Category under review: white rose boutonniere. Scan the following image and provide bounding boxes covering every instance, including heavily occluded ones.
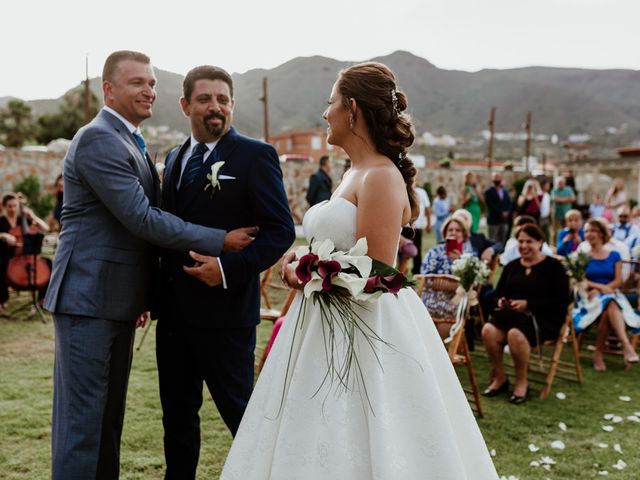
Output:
[205,161,225,196]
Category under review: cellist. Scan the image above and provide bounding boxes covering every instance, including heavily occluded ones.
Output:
[0,192,50,309]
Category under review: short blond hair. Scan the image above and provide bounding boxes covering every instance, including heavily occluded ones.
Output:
[565,209,582,221]
[441,216,469,241]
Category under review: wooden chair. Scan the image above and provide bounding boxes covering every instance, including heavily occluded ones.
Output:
[503,305,583,399]
[415,274,484,417]
[259,265,289,310]
[256,288,297,373]
[576,262,640,368]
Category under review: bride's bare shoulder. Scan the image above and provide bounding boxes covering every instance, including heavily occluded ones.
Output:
[360,163,404,191]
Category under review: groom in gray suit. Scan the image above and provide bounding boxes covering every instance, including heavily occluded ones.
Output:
[44,50,256,480]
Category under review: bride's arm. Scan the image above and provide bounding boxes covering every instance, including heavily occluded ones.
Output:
[356,168,409,266]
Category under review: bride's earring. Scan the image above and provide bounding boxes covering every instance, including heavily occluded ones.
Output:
[349,116,354,130]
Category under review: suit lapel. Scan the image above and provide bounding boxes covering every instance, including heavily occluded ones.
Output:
[101,110,159,206]
[177,128,241,216]
[164,140,190,212]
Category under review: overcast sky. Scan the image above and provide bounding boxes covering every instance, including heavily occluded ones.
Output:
[3,0,639,100]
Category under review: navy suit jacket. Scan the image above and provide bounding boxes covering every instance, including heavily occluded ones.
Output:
[44,110,226,321]
[157,127,296,328]
[484,186,512,226]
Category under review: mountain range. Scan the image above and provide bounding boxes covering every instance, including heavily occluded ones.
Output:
[4,50,640,139]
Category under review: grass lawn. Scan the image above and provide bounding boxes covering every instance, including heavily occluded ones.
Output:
[1,232,640,479]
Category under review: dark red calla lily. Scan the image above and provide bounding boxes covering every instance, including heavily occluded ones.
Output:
[317,260,342,292]
[295,253,318,284]
[364,273,405,294]
[379,273,405,294]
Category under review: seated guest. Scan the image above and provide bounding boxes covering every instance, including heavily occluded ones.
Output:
[0,192,51,308]
[420,216,473,338]
[500,215,554,266]
[572,218,640,370]
[611,205,640,247]
[482,224,570,404]
[578,218,632,283]
[452,209,503,263]
[556,209,585,257]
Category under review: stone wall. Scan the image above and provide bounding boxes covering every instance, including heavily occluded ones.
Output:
[1,149,531,222]
[0,150,65,195]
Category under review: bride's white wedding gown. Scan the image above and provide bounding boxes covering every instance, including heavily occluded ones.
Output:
[221,198,498,479]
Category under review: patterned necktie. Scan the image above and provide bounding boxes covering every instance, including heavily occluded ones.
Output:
[180,142,208,190]
[132,131,148,157]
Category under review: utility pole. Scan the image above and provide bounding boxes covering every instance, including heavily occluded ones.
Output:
[486,106,496,172]
[259,77,269,144]
[524,111,532,173]
[83,54,91,124]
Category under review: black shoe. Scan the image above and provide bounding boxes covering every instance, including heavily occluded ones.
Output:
[509,388,529,405]
[482,379,509,397]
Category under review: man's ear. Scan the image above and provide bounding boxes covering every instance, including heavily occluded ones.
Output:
[179,96,190,117]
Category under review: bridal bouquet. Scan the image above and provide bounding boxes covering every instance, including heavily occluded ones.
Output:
[451,253,490,291]
[287,237,414,410]
[562,251,589,282]
[563,251,590,297]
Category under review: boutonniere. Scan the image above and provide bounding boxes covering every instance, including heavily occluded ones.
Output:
[205,161,225,196]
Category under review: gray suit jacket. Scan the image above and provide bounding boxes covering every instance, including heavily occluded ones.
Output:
[44,109,226,321]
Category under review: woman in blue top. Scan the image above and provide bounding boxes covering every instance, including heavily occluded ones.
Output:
[572,218,640,370]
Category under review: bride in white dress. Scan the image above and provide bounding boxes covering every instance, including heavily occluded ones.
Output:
[221,62,498,479]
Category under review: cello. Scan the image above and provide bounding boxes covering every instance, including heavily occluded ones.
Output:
[6,196,51,291]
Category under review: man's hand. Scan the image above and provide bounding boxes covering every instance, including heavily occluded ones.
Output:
[222,226,258,253]
[183,251,223,287]
[136,311,149,329]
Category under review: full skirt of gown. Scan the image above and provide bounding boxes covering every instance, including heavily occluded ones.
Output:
[221,198,498,479]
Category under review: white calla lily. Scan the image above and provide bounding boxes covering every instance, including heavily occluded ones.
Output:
[302,272,324,298]
[315,238,336,260]
[332,273,368,298]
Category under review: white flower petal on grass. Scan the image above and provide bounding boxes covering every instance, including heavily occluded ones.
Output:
[540,456,556,465]
[543,464,551,471]
[612,416,623,423]
[626,415,640,423]
[603,413,614,420]
[558,422,567,431]
[612,459,627,470]
[550,440,565,450]
[597,443,609,449]
[635,411,640,416]
[530,460,540,467]
[597,471,609,476]
[602,425,614,432]
[613,444,623,453]
[528,443,540,452]
[490,449,496,457]
[555,392,566,400]
[618,395,631,402]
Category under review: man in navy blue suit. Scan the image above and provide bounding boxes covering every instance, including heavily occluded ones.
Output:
[484,171,512,245]
[155,65,296,479]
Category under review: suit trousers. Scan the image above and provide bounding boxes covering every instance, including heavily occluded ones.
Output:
[52,314,135,480]
[156,320,256,480]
